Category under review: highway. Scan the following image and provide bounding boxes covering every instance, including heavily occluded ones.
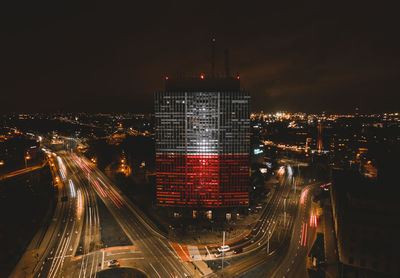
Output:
[27,149,192,278]
[13,141,320,278]
[204,168,304,277]
[32,152,84,278]
[62,153,102,278]
[69,152,192,278]
[270,184,319,278]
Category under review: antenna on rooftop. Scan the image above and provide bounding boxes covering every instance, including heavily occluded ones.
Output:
[224,48,230,77]
[211,36,216,78]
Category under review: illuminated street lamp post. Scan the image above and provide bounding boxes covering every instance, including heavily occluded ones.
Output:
[25,153,31,168]
[267,230,271,255]
[222,231,225,274]
[284,197,287,226]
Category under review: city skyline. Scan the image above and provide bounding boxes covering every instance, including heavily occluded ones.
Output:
[1,104,399,277]
[1,2,400,277]
[2,1,399,113]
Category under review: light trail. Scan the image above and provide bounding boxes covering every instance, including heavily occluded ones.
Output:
[309,215,318,227]
[68,179,76,198]
[57,156,67,174]
[300,188,308,205]
[59,169,66,180]
[77,189,83,219]
[303,223,308,246]
[92,179,107,198]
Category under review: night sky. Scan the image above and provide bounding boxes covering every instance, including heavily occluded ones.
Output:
[1,1,399,113]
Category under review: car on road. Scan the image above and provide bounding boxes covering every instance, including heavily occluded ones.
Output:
[217,245,230,253]
[233,247,243,254]
[107,259,120,267]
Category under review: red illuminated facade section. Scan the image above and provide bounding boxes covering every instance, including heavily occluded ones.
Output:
[156,154,249,207]
[155,77,250,208]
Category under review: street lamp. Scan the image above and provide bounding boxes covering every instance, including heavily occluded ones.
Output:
[25,154,31,168]
[267,230,271,255]
[222,231,225,274]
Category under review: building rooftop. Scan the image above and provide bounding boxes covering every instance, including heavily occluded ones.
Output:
[164,76,240,91]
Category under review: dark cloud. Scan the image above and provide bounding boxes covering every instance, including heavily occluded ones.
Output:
[1,1,399,113]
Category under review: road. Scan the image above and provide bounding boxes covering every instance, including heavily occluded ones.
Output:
[0,163,46,181]
[68,152,192,278]
[64,153,308,278]
[32,152,85,278]
[26,149,192,278]
[13,142,319,278]
[270,184,319,278]
[204,170,305,277]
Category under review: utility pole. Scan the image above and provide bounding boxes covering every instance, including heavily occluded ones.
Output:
[284,197,287,226]
[211,37,216,78]
[221,230,225,274]
[224,49,230,77]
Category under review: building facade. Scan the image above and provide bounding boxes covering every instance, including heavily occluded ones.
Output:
[155,77,250,208]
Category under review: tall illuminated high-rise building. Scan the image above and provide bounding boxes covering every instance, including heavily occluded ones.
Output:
[155,76,250,208]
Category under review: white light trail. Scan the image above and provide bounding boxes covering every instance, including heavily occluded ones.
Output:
[287,165,293,176]
[68,179,76,198]
[59,169,66,180]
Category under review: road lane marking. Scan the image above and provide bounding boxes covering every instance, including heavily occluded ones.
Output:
[205,246,212,259]
[106,251,141,256]
[149,263,161,278]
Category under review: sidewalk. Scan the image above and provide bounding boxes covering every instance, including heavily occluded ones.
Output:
[184,260,213,277]
[322,199,339,278]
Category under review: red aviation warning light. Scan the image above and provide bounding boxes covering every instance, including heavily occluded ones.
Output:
[200,74,205,79]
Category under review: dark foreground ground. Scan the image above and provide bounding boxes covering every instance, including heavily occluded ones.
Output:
[0,166,54,277]
[98,267,147,278]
